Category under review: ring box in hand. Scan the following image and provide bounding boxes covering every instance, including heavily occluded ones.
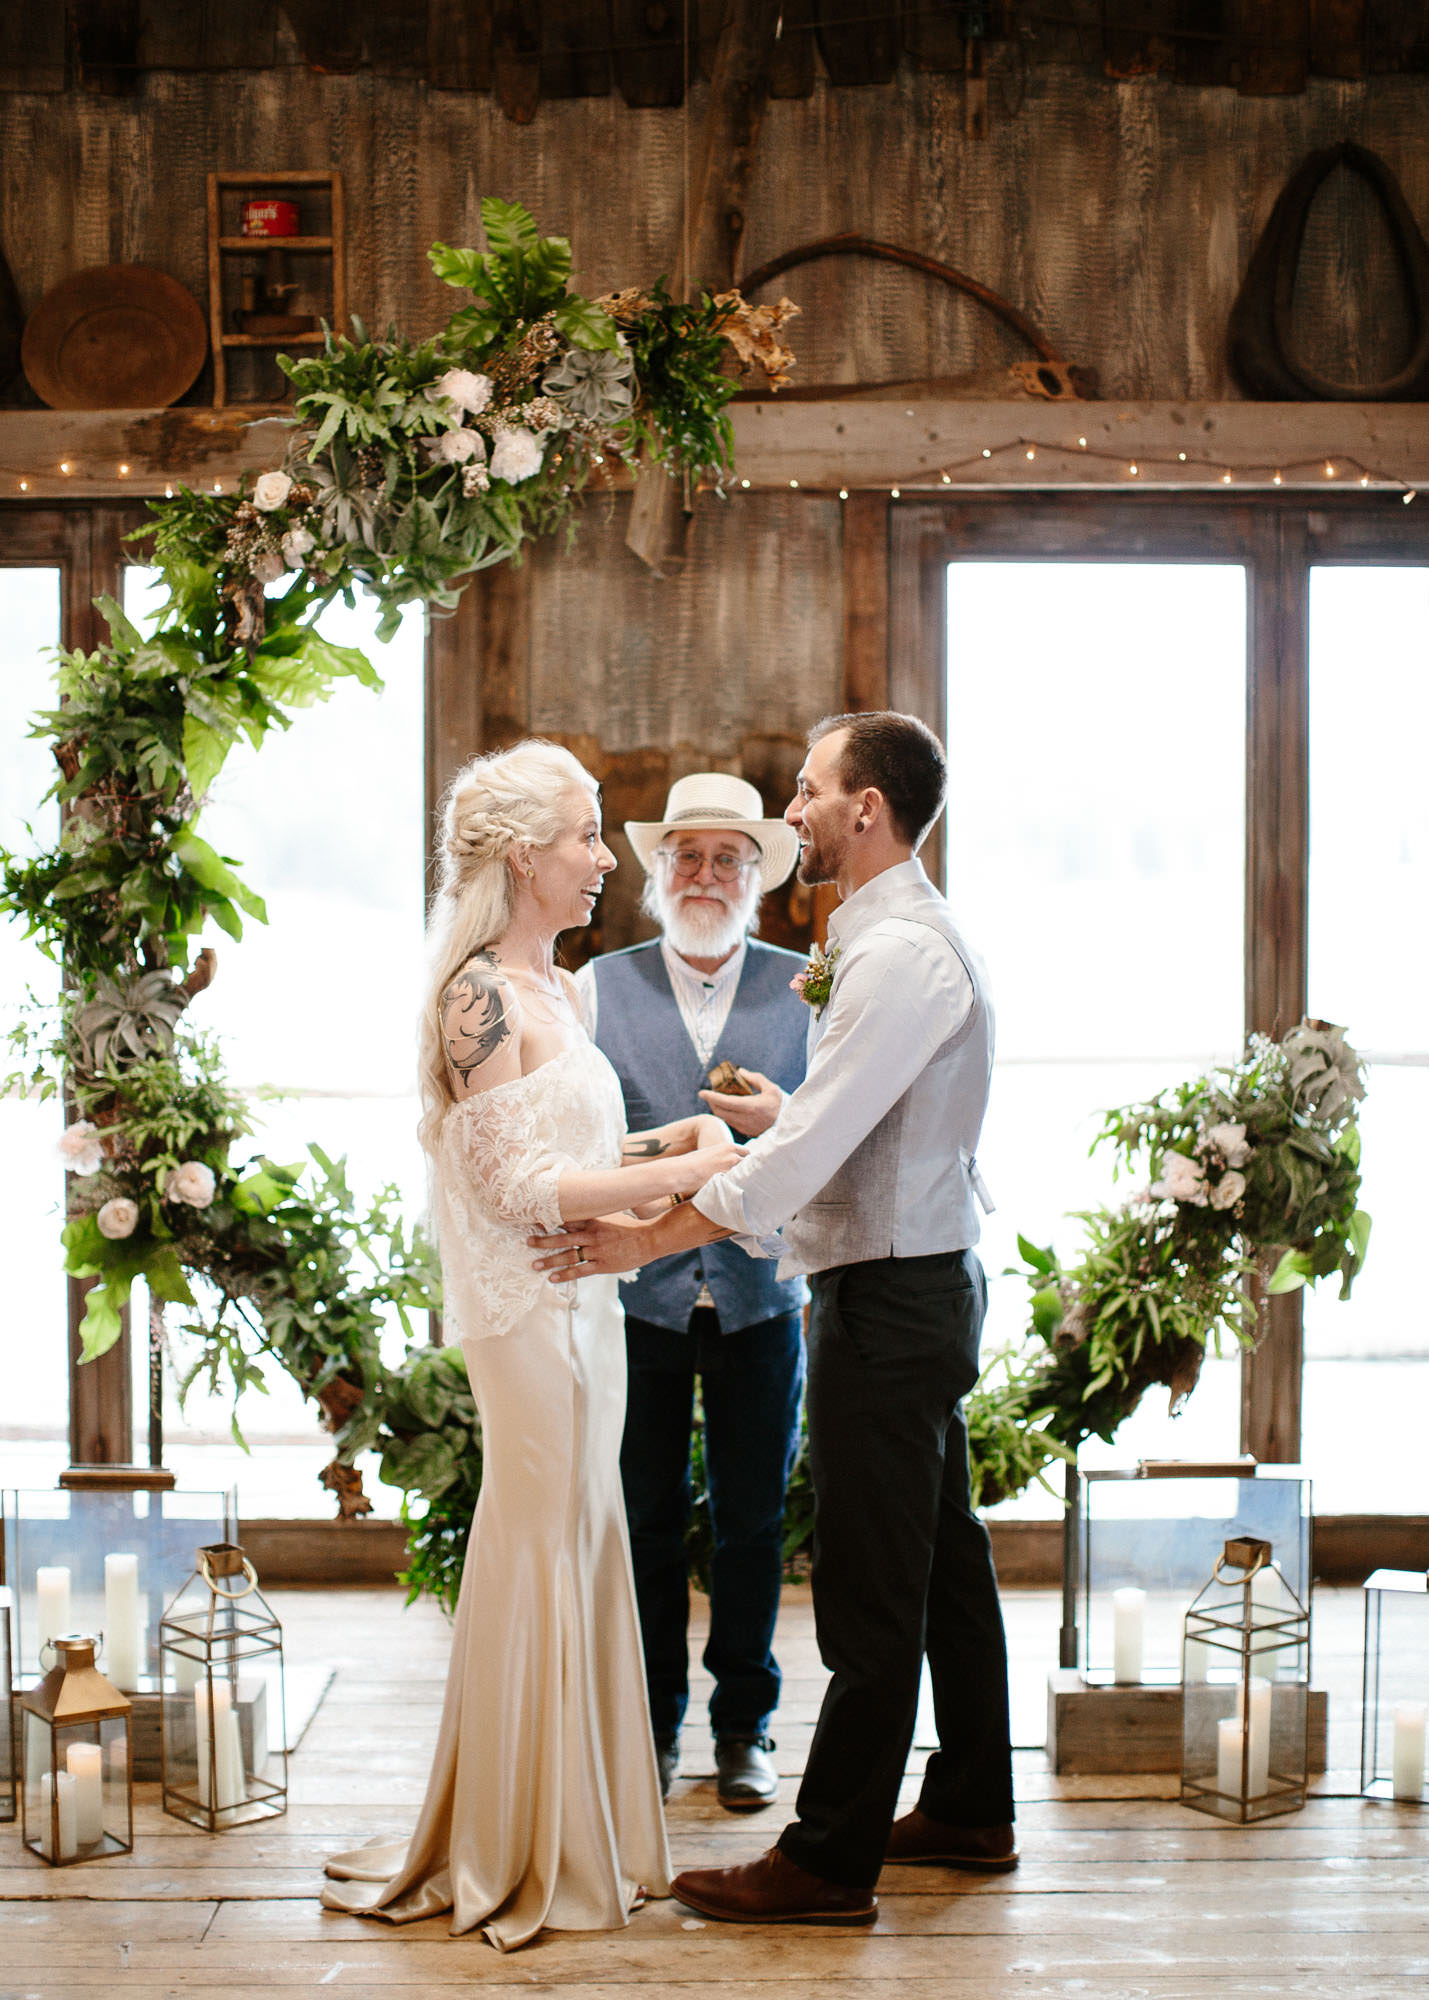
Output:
[707,1061,754,1097]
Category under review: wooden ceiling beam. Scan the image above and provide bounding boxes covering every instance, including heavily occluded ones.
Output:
[3,400,1429,500]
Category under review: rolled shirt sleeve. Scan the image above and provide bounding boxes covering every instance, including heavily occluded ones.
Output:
[692,922,972,1241]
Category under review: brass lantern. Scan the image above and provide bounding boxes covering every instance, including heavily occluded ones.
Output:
[159,1543,286,1830]
[20,1634,133,1864]
[1361,1568,1428,1805]
[1180,1536,1311,1823]
[0,1585,15,1823]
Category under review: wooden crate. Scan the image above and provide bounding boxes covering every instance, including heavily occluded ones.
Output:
[1047,1669,1329,1775]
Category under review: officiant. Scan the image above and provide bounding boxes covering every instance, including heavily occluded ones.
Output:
[574,773,808,1812]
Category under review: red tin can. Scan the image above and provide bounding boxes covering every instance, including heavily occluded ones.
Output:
[240,199,300,238]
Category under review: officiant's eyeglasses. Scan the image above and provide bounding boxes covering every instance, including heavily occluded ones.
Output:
[661,847,759,883]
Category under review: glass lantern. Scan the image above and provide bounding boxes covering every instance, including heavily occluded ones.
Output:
[1075,1461,1311,1686]
[19,1635,133,1864]
[1360,1568,1428,1805]
[159,1543,287,1829]
[1180,1536,1311,1823]
[0,1586,15,1823]
[3,1483,235,1687]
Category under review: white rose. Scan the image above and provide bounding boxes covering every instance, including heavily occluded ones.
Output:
[165,1160,216,1208]
[1201,1120,1251,1168]
[436,427,480,463]
[251,549,286,584]
[433,367,493,416]
[253,471,293,513]
[58,1120,104,1176]
[97,1197,140,1240]
[281,525,315,567]
[1149,1152,1209,1207]
[1210,1170,1247,1211]
[489,425,544,484]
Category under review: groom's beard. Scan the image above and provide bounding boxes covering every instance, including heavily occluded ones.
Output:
[796,830,845,885]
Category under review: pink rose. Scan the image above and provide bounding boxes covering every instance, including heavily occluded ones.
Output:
[58,1120,104,1176]
[97,1198,140,1240]
[165,1161,216,1208]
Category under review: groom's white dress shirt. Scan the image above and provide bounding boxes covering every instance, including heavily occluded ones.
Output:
[692,858,994,1277]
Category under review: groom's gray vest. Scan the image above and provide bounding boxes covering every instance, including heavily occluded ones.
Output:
[778,884,994,1277]
[590,939,809,1333]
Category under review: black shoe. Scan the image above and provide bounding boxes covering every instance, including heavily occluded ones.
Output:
[655,1734,681,1800]
[715,1734,779,1811]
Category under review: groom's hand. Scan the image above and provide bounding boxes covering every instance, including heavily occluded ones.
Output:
[699,1068,782,1137]
[528,1214,650,1280]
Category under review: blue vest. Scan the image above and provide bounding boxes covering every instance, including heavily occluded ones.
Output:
[589,939,810,1333]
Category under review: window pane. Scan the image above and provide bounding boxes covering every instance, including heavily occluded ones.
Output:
[125,574,427,1512]
[1304,565,1429,1512]
[0,568,68,1449]
[946,562,1247,1505]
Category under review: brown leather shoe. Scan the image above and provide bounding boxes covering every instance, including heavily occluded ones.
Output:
[671,1845,877,1925]
[883,1807,1018,1872]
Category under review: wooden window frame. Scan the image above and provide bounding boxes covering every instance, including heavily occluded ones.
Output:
[882,490,1429,1464]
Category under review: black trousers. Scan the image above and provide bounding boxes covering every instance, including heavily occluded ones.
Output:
[777,1249,1014,1890]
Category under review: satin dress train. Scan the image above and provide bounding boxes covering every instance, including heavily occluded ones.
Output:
[323,1043,671,1950]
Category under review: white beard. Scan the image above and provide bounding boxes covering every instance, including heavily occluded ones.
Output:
[651,879,760,961]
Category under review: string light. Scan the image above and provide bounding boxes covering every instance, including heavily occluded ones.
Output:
[117,463,130,477]
[1025,447,1036,461]
[1273,473,1282,486]
[1221,471,1232,484]
[1078,436,1088,448]
[981,448,991,458]
[890,486,901,498]
[59,461,72,475]
[941,471,951,484]
[1178,452,1187,462]
[788,477,798,488]
[1325,463,1336,478]
[739,477,750,488]
[838,487,849,500]
[1128,463,1139,476]
[165,484,174,498]
[212,481,222,493]
[1405,491,1417,505]
[1359,475,1370,488]
[19,478,28,491]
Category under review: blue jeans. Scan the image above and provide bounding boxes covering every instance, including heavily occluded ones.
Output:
[620,1308,805,1742]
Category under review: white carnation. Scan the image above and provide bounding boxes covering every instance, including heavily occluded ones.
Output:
[58,1120,104,1176]
[166,1160,216,1208]
[489,425,545,484]
[1149,1152,1209,1207]
[97,1197,140,1240]
[436,427,480,464]
[281,525,315,566]
[432,367,493,416]
[1210,1170,1247,1210]
[253,471,293,512]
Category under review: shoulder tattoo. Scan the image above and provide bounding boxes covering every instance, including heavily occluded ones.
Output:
[442,951,512,1082]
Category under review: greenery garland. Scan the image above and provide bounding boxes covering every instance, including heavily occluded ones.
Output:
[0,196,1369,1605]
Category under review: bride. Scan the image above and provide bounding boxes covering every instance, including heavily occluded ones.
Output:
[323,741,739,1950]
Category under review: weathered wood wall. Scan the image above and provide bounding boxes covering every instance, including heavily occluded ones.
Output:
[3,60,1427,948]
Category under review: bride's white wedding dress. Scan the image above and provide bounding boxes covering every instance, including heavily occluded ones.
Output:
[322,1039,671,1950]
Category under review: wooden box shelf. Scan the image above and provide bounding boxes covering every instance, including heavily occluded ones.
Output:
[206,170,345,407]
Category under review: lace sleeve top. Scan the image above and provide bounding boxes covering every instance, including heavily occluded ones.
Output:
[432,1040,626,1342]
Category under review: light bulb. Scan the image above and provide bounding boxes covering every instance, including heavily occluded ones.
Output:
[1404,490,1417,505]
[1025,447,1036,461]
[1359,475,1369,488]
[59,461,72,474]
[1324,463,1335,477]
[981,448,991,458]
[890,487,900,499]
[740,478,750,488]
[1128,463,1139,476]
[19,478,29,491]
[165,485,174,498]
[788,478,798,488]
[941,471,951,484]
[838,488,848,501]
[213,481,222,493]
[1178,452,1187,462]
[118,463,130,476]
[1078,436,1087,448]
[1221,472,1232,484]
[1272,473,1282,486]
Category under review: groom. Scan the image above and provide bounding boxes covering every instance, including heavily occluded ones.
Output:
[533,710,1015,1924]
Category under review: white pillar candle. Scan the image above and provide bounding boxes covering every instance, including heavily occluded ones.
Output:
[39,1769,78,1861]
[1392,1701,1427,1801]
[66,1743,104,1846]
[35,1566,71,1662]
[103,1554,142,1691]
[1217,1716,1245,1799]
[1112,1587,1146,1684]
[195,1682,243,1811]
[1236,1675,1272,1795]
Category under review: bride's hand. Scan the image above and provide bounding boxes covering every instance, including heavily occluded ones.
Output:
[678,1140,742,1190]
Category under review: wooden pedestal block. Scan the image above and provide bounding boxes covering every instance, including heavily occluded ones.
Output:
[1046,1670,1329,1774]
[125,1680,268,1782]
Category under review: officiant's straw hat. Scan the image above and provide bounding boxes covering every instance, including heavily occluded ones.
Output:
[625,773,800,895]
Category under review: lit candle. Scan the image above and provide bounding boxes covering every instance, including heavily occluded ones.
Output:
[1112,1587,1146,1684]
[104,1554,142,1691]
[39,1769,78,1861]
[35,1567,71,1661]
[1392,1701,1427,1801]
[1217,1716,1245,1799]
[66,1743,104,1846]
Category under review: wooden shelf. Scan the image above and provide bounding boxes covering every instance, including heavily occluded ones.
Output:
[207,170,344,407]
[220,332,324,348]
[218,236,334,251]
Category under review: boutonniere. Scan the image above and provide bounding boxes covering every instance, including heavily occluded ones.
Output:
[791,942,840,1017]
